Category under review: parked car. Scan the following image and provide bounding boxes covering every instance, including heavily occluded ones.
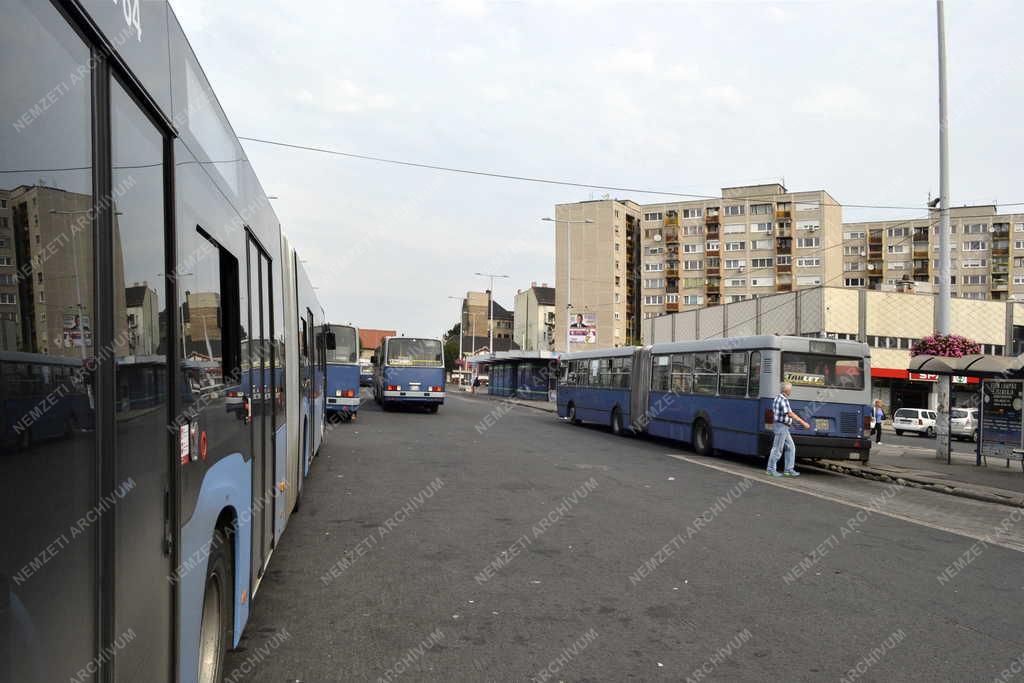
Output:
[950,407,979,442]
[893,408,937,437]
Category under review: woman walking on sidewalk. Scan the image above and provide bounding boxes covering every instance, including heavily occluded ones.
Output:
[873,399,885,444]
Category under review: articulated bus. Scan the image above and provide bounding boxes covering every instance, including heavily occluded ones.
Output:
[372,336,445,412]
[557,336,873,462]
[324,324,361,421]
[1,3,327,682]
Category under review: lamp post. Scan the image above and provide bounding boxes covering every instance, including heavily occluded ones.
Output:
[474,272,509,358]
[447,295,464,384]
[542,216,594,352]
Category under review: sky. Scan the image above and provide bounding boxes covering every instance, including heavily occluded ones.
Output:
[170,0,1024,338]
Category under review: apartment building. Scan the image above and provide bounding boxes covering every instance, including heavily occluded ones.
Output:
[513,283,556,351]
[553,198,641,351]
[840,205,1024,300]
[639,183,842,319]
[0,189,16,350]
[460,290,516,354]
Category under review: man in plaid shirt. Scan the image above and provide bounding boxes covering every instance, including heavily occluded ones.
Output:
[767,382,811,477]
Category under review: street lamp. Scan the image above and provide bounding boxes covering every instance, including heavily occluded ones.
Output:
[474,272,509,357]
[542,216,594,352]
[447,295,465,384]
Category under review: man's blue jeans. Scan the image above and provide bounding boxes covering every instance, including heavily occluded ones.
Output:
[767,423,796,473]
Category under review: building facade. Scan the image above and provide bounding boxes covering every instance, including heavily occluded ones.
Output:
[840,205,1024,299]
[553,198,641,351]
[460,289,514,354]
[513,283,555,352]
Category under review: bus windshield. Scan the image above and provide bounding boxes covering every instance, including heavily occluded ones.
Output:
[386,338,443,367]
[781,352,864,390]
[329,325,359,364]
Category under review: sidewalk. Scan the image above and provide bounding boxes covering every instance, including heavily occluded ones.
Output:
[451,386,557,413]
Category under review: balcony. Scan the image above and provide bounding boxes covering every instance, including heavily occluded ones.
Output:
[665,230,679,244]
[776,282,792,292]
[913,229,930,241]
[992,282,1009,292]
[775,209,791,220]
[665,301,680,312]
[665,285,679,294]
[775,263,791,274]
[705,245,720,256]
[776,237,792,254]
[665,267,679,278]
[913,248,929,259]
[683,277,704,288]
[705,213,720,225]
[775,225,791,237]
[706,294,721,306]
[868,232,883,244]
[993,245,1010,256]
[664,214,679,227]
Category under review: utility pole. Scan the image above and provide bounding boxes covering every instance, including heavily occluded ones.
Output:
[935,0,952,462]
[447,295,464,384]
[542,216,594,352]
[475,272,509,358]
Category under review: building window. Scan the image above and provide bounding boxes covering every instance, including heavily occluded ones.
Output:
[888,261,909,270]
[751,258,773,268]
[614,293,620,303]
[0,293,15,304]
[644,295,664,305]
[725,241,745,252]
[643,212,663,221]
[724,259,746,270]
[648,246,664,255]
[644,262,664,272]
[723,223,746,234]
[844,231,866,240]
[796,237,820,249]
[643,278,664,288]
[725,205,744,216]
[666,294,678,304]
[797,220,820,231]
[750,204,772,215]
[683,260,703,270]
[776,255,792,265]
[682,295,703,305]
[887,227,910,238]
[964,274,987,285]
[706,240,719,251]
[845,262,865,272]
[615,242,620,251]
[683,225,705,236]
[963,241,987,251]
[682,243,703,253]
[1015,222,1024,233]
[963,223,987,234]
[752,222,772,233]
[845,277,865,287]
[682,208,703,218]
[796,257,821,267]
[843,245,863,256]
[727,278,746,287]
[750,277,774,287]
[887,244,906,254]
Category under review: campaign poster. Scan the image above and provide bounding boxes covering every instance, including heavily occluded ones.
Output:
[980,379,1024,461]
[568,312,597,345]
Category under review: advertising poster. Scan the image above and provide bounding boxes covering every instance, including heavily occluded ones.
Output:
[980,379,1024,461]
[62,312,92,348]
[568,312,597,345]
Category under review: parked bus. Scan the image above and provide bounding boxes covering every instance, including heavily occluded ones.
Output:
[1,3,326,682]
[557,336,872,462]
[372,337,445,412]
[324,324,361,421]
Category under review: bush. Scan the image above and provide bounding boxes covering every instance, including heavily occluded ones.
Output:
[910,334,982,358]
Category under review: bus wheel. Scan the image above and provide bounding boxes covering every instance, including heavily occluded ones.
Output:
[610,408,623,436]
[428,405,439,414]
[692,419,712,456]
[568,403,580,425]
[198,529,232,683]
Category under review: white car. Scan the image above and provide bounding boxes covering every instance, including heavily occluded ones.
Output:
[893,408,937,437]
[950,407,979,442]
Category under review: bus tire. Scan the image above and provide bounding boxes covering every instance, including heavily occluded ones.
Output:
[568,403,580,425]
[926,426,935,438]
[428,405,439,414]
[895,429,903,436]
[198,528,232,683]
[610,408,624,436]
[692,419,712,456]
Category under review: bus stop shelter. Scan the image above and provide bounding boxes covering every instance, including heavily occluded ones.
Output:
[909,353,1024,468]
[469,351,559,401]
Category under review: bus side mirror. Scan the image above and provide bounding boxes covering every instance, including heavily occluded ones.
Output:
[325,332,336,350]
[370,355,377,364]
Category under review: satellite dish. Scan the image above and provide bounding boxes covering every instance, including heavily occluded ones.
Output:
[653,234,662,241]
[867,264,875,271]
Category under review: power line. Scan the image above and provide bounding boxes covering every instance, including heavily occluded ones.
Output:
[236,135,1024,213]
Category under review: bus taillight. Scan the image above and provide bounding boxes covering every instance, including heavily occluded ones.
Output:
[343,389,355,398]
[387,385,399,391]
[431,386,443,392]
[764,408,774,431]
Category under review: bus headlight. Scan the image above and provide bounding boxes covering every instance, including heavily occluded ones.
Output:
[335,390,342,397]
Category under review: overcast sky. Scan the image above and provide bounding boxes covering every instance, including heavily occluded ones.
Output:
[171,0,1023,338]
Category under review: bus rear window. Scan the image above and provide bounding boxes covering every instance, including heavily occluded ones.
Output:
[781,353,864,390]
[387,339,443,366]
[329,326,359,363]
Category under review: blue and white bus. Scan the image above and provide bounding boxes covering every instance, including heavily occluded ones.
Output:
[558,336,873,462]
[1,3,326,682]
[372,337,445,412]
[324,324,361,421]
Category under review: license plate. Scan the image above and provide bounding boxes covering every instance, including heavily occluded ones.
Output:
[815,418,830,432]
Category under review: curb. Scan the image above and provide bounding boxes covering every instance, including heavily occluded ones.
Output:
[808,460,1024,509]
[453,390,558,415]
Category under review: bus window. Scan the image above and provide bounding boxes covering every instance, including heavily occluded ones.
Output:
[652,355,671,391]
[693,352,719,395]
[719,352,748,397]
[782,353,864,390]
[599,358,613,387]
[621,356,633,388]
[748,351,761,397]
[670,353,693,393]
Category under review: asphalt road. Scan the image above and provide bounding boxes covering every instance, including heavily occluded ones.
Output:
[875,425,977,454]
[225,393,1024,682]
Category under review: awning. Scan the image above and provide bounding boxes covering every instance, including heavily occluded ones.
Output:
[908,353,1023,377]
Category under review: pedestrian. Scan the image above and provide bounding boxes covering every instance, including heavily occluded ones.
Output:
[767,381,811,478]
[873,399,885,444]
[472,376,480,393]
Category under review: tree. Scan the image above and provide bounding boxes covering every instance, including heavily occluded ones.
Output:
[443,322,460,372]
[910,333,981,358]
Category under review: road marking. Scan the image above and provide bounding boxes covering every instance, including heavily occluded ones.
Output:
[665,453,1024,553]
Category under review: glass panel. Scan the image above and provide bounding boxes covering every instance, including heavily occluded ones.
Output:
[386,338,443,366]
[748,351,761,397]
[329,325,358,364]
[719,352,748,397]
[110,78,170,681]
[693,352,719,395]
[670,353,693,393]
[0,2,97,680]
[652,354,670,391]
[781,353,865,390]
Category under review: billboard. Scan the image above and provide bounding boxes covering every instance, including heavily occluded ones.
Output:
[980,379,1024,462]
[61,312,92,348]
[568,312,597,345]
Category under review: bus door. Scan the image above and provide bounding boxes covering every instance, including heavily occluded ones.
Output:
[247,234,275,581]
[305,310,314,464]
